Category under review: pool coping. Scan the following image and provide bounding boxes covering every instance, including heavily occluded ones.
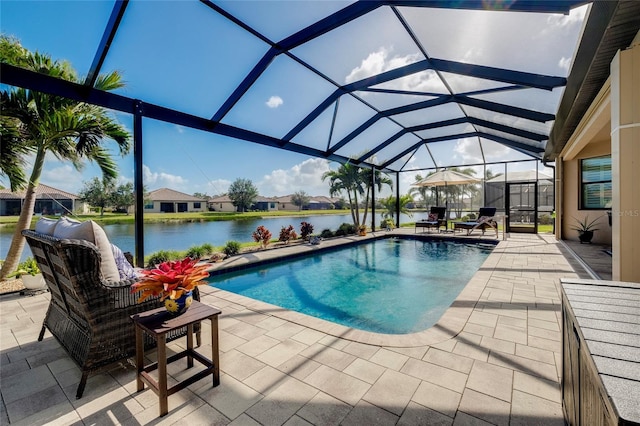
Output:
[200,230,502,347]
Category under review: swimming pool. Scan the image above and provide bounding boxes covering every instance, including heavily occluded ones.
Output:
[208,237,494,334]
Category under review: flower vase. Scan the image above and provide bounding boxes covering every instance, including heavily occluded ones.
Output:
[164,291,193,316]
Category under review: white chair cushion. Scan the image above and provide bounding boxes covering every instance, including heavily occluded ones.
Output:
[53,217,120,282]
[35,217,59,235]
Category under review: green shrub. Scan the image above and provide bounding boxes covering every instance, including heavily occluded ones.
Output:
[7,257,40,278]
[380,218,394,229]
[338,223,356,235]
[223,240,241,256]
[184,243,216,259]
[320,228,334,238]
[200,243,215,255]
[186,245,206,259]
[146,250,181,268]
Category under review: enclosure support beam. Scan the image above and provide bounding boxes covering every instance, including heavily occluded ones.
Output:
[133,101,145,268]
[371,165,376,232]
[396,173,401,229]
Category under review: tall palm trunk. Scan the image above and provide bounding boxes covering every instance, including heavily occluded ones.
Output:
[0,148,45,280]
[361,187,371,227]
[351,190,360,227]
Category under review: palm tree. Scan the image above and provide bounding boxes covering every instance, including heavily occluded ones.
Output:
[322,162,363,226]
[409,173,437,208]
[0,37,131,280]
[360,167,392,227]
[444,167,479,217]
[380,194,413,220]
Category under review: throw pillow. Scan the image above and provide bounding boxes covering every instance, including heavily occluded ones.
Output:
[35,217,59,235]
[427,213,439,221]
[53,218,120,282]
[111,244,137,280]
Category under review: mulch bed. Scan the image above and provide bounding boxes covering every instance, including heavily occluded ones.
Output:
[0,278,25,294]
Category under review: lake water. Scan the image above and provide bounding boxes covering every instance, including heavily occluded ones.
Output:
[1,213,418,261]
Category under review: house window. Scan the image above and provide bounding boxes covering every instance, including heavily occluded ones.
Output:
[580,155,611,209]
[270,203,275,208]
[144,202,154,209]
[194,202,201,209]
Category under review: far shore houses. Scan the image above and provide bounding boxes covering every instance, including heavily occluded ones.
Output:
[0,184,340,215]
[207,194,339,212]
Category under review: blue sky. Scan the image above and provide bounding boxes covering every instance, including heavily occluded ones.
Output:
[1,1,588,198]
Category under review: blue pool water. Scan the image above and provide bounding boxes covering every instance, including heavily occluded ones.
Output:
[208,238,493,334]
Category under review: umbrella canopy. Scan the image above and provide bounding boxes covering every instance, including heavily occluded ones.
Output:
[413,170,480,187]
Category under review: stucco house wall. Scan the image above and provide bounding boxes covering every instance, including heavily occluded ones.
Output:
[207,196,236,212]
[561,138,612,245]
[558,30,640,281]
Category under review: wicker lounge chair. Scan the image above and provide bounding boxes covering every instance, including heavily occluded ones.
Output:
[453,207,498,236]
[22,229,201,399]
[415,206,447,233]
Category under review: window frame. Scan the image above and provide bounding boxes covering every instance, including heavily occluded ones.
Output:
[579,155,612,210]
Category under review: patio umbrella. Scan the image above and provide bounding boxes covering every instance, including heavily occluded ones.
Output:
[412,170,480,211]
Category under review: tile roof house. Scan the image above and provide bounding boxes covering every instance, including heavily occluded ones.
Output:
[208,195,279,212]
[145,188,207,213]
[253,196,278,212]
[275,195,336,211]
[308,196,336,210]
[207,195,235,212]
[0,184,85,216]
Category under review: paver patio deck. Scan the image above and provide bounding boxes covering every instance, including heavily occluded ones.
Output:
[0,231,600,425]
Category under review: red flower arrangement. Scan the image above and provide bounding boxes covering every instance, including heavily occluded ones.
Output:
[131,257,210,302]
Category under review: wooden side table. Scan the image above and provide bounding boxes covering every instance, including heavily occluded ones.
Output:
[131,301,221,417]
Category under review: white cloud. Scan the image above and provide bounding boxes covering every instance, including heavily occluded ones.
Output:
[143,164,188,190]
[40,164,85,194]
[453,138,483,164]
[345,47,443,94]
[558,56,572,72]
[205,179,232,196]
[258,158,331,196]
[345,48,390,83]
[547,4,588,28]
[266,96,283,108]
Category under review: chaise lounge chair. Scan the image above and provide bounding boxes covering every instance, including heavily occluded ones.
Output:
[415,206,447,233]
[453,207,498,236]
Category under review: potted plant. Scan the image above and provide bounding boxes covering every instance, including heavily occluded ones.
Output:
[380,218,395,231]
[7,257,45,289]
[571,215,600,244]
[131,257,210,316]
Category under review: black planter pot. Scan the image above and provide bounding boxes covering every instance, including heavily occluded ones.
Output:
[578,230,594,244]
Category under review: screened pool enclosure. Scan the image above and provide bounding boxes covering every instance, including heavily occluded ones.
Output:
[1,0,594,264]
